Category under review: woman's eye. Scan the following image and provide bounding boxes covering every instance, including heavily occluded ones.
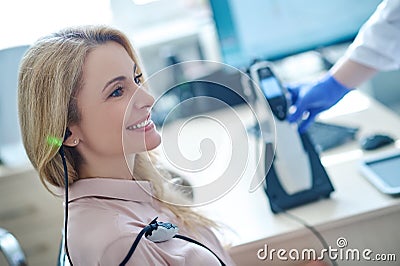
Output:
[109,86,124,98]
[134,73,143,85]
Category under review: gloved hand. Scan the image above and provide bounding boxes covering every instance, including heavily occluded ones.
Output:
[286,73,352,133]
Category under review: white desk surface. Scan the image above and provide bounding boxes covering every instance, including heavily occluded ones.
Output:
[160,90,400,252]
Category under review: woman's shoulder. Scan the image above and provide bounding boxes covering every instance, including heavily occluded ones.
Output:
[67,197,150,265]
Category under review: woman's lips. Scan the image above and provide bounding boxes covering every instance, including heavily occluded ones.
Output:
[126,114,151,130]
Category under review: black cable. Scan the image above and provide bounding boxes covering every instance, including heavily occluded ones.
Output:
[173,235,226,266]
[120,217,225,266]
[119,217,158,266]
[119,227,148,266]
[59,147,74,266]
[272,203,338,266]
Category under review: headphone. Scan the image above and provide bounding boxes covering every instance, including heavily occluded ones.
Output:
[59,129,226,266]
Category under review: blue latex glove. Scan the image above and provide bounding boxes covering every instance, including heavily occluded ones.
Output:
[287,73,352,133]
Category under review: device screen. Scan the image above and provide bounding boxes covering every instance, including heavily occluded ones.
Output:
[256,66,287,120]
[366,154,400,188]
[260,77,283,99]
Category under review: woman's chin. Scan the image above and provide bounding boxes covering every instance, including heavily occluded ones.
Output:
[123,129,161,153]
[145,134,161,151]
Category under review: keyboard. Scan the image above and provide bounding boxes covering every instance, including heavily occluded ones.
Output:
[307,122,359,152]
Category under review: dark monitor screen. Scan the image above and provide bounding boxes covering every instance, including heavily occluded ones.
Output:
[208,0,382,68]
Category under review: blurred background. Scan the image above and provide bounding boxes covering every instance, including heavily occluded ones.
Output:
[1,0,399,265]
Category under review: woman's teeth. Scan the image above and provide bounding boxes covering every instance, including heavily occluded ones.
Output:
[127,119,150,130]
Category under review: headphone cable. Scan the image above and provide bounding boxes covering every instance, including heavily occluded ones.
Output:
[120,217,226,266]
[59,147,74,266]
[272,203,338,266]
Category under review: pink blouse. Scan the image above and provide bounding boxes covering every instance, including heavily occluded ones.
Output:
[66,178,235,265]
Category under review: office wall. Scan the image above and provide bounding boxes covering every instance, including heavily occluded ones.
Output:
[0,45,30,166]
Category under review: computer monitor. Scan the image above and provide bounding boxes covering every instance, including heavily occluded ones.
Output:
[208,0,382,68]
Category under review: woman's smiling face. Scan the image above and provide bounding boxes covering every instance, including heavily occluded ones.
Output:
[69,41,161,162]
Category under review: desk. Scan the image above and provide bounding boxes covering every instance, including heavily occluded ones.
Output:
[161,90,400,265]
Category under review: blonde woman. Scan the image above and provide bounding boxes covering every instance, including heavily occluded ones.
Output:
[18,25,234,265]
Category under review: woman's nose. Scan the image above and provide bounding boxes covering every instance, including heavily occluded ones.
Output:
[131,87,155,110]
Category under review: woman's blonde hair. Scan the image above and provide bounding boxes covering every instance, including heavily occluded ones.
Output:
[18,25,215,229]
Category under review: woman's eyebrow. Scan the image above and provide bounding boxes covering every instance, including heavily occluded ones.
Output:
[102,76,126,92]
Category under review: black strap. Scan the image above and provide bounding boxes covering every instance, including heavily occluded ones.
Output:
[120,217,225,266]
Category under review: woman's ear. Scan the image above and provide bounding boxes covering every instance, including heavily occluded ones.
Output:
[63,127,80,147]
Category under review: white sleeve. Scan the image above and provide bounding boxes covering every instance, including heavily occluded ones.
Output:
[346,0,400,71]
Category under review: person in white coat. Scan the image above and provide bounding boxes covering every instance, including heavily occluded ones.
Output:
[287,0,400,132]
